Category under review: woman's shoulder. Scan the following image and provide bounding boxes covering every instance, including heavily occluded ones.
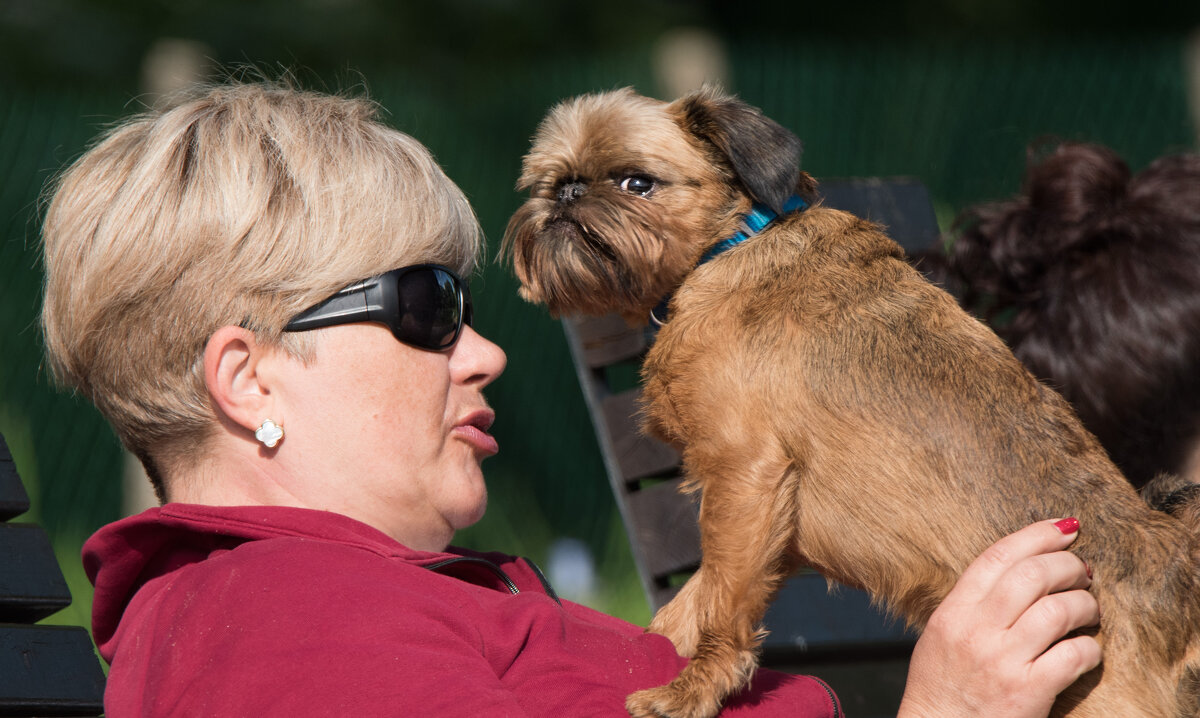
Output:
[143,509,490,611]
[91,504,492,646]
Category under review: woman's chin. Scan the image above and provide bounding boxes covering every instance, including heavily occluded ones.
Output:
[452,485,489,530]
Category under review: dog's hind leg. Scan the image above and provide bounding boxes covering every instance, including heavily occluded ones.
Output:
[626,442,800,718]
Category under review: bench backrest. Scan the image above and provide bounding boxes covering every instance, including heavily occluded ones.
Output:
[0,434,106,716]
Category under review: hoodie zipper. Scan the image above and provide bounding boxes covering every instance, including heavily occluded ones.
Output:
[521,557,561,604]
[425,555,563,606]
[425,556,521,594]
[812,676,842,717]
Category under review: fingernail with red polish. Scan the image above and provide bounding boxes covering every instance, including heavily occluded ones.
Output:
[1054,517,1080,534]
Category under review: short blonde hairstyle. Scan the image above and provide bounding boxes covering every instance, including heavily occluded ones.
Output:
[41,81,482,498]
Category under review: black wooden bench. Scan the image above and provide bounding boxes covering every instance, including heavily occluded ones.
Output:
[562,178,940,718]
[0,434,105,716]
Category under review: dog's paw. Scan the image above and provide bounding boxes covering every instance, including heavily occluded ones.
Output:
[626,684,719,718]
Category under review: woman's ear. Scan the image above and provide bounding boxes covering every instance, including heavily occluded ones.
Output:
[203,325,278,435]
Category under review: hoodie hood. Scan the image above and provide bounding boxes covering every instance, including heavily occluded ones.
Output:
[83,503,514,659]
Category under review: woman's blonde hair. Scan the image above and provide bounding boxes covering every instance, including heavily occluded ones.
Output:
[41,81,482,498]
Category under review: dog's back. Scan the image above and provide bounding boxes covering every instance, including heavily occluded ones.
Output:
[642,205,1200,717]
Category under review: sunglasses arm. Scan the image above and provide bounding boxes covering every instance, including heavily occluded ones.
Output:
[283,277,387,332]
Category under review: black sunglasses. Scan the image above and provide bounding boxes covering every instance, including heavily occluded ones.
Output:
[284,264,473,351]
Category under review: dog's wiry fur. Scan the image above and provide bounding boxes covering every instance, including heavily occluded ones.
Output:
[502,87,1200,718]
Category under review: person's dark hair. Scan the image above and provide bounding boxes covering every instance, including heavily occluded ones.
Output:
[920,141,1200,489]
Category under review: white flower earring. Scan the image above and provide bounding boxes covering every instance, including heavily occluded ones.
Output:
[254,419,284,449]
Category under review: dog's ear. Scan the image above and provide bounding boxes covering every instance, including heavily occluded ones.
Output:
[671,88,803,213]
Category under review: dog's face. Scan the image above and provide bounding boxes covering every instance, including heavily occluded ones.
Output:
[502,87,811,323]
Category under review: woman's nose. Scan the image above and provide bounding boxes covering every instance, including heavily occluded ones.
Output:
[451,325,507,387]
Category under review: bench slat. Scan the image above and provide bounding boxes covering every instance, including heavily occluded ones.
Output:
[0,524,73,623]
[0,438,30,522]
[601,390,681,483]
[567,314,647,368]
[0,624,106,716]
[624,480,701,579]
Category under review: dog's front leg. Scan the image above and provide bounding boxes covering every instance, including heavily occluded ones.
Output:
[627,445,799,718]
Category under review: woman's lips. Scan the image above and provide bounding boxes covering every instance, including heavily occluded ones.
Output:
[455,410,498,456]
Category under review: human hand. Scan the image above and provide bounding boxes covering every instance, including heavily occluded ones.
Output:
[897,518,1101,718]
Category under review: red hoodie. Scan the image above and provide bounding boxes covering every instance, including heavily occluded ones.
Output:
[84,504,841,717]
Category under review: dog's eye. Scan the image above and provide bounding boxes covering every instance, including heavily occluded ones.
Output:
[619,175,655,196]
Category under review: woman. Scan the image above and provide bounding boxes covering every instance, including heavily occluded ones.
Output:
[40,82,1099,717]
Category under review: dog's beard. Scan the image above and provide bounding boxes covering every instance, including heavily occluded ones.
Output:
[504,195,677,318]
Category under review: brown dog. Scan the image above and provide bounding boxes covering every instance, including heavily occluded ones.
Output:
[502,87,1200,718]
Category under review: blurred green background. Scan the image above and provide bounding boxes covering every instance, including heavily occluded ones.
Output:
[2,0,1199,647]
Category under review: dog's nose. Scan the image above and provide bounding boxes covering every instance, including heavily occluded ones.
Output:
[557,181,587,203]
